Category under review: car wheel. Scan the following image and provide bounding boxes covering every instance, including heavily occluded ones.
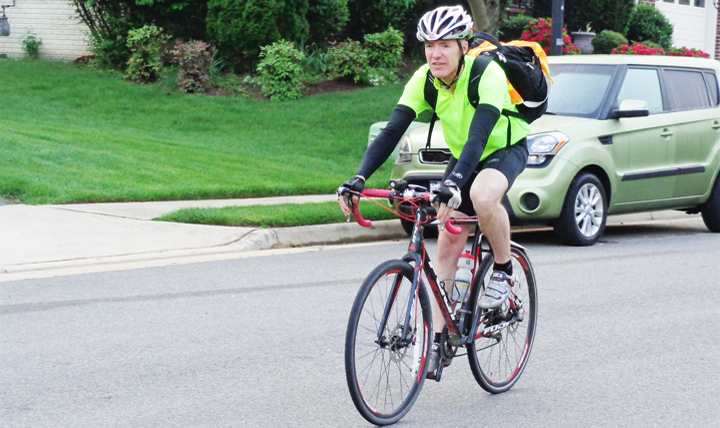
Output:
[701,175,720,232]
[400,218,438,239]
[553,172,608,246]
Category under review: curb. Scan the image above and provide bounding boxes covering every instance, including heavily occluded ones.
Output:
[0,220,407,276]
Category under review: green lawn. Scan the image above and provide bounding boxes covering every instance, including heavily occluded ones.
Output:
[155,200,399,228]
[0,59,405,204]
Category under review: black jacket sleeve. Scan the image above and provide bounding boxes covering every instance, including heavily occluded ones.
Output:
[445,103,501,188]
[357,105,416,179]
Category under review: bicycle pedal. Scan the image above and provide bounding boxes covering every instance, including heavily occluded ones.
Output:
[427,364,443,382]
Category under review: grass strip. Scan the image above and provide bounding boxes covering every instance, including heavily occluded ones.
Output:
[155,200,400,228]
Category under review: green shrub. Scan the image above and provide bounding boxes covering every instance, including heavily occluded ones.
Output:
[625,3,673,49]
[299,42,328,76]
[499,14,534,42]
[206,0,310,71]
[125,24,169,83]
[326,40,369,83]
[256,40,306,101]
[21,32,42,59]
[306,0,350,44]
[171,40,215,93]
[364,27,403,70]
[345,0,410,40]
[591,30,628,55]
[71,1,208,69]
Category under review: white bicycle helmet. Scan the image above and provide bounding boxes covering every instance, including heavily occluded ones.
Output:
[416,6,473,42]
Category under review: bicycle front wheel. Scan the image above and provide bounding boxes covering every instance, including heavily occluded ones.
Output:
[345,260,432,426]
[466,246,538,394]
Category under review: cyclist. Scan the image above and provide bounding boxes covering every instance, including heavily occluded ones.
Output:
[338,5,530,377]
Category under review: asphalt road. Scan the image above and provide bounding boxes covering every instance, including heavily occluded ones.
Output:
[1,218,719,427]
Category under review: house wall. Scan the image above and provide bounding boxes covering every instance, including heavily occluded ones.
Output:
[0,1,91,60]
[656,1,718,59]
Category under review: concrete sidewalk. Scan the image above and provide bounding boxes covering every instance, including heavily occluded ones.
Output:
[0,194,696,281]
[0,195,406,280]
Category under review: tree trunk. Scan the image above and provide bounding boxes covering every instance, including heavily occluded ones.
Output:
[467,0,503,36]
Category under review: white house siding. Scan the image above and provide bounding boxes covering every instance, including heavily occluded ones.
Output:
[0,1,91,60]
[655,1,718,59]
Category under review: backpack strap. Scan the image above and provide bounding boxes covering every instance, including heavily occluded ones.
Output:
[424,70,438,150]
[467,55,492,109]
[423,69,438,111]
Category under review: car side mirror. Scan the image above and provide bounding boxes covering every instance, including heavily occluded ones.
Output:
[613,99,650,119]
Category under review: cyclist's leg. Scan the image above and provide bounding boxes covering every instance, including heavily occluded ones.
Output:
[469,169,511,264]
[469,140,528,265]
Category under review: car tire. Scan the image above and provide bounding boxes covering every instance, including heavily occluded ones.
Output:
[553,172,608,246]
[400,218,438,239]
[701,175,720,232]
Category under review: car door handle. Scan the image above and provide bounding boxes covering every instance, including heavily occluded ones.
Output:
[660,128,673,138]
[712,121,720,130]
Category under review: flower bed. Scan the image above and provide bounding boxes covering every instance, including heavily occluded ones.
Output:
[612,42,710,58]
[521,18,580,55]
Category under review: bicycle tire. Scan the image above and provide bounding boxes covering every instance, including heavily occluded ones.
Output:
[466,246,538,394]
[345,260,432,425]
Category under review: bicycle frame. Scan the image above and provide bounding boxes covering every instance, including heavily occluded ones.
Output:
[376,206,491,349]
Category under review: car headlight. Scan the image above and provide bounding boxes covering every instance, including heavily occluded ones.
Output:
[395,136,412,165]
[526,131,569,166]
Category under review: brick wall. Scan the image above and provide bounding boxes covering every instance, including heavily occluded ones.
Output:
[0,1,91,60]
[717,5,720,59]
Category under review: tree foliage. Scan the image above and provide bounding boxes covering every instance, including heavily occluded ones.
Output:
[343,0,412,41]
[71,1,207,67]
[306,0,350,44]
[532,0,635,35]
[207,0,350,71]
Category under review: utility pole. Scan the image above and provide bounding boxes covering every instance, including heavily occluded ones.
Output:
[550,0,564,56]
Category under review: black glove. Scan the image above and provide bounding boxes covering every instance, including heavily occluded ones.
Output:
[338,176,365,197]
[436,180,462,209]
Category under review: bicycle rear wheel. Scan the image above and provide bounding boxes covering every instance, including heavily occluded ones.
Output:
[466,246,538,394]
[345,260,432,426]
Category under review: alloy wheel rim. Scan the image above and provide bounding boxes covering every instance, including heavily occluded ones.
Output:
[574,183,603,237]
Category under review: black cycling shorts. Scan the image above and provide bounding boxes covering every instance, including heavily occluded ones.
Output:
[443,138,529,217]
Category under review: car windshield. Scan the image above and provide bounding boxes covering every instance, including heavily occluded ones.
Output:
[547,64,618,118]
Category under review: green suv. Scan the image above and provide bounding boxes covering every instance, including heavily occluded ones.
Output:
[381,55,720,245]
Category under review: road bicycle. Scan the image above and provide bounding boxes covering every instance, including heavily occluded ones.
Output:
[340,181,538,426]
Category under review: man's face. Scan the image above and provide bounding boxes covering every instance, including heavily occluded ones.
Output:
[424,40,468,83]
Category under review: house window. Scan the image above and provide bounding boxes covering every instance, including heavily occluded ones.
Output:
[694,0,705,7]
[678,0,690,5]
[663,0,674,3]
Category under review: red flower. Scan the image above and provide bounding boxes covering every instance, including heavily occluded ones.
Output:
[521,17,580,54]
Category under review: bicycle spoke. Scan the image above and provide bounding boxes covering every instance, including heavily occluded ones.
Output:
[346,261,429,423]
[467,250,537,393]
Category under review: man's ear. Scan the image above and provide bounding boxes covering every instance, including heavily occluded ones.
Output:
[461,40,469,54]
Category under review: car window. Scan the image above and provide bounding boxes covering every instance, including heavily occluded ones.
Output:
[664,68,710,110]
[547,64,617,118]
[617,68,664,114]
[703,72,719,106]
